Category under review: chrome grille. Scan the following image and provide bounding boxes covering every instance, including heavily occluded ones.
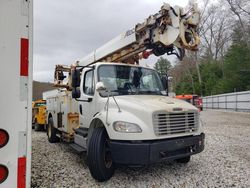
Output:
[153,111,198,136]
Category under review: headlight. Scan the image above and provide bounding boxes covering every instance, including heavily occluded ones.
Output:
[113,121,142,133]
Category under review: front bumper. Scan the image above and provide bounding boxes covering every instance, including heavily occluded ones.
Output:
[110,133,205,165]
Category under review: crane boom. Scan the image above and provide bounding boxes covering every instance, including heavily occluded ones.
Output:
[78,3,200,66]
[54,2,200,89]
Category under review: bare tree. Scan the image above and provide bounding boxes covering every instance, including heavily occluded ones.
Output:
[199,3,233,60]
[225,0,250,48]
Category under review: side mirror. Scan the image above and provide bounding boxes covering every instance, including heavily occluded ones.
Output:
[71,69,81,88]
[96,82,107,93]
[72,88,80,99]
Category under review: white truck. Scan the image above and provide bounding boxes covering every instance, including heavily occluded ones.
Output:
[45,3,205,182]
[0,0,33,187]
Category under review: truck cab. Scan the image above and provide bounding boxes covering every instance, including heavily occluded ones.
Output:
[59,62,205,181]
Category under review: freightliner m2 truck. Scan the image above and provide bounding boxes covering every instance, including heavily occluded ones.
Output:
[45,3,205,182]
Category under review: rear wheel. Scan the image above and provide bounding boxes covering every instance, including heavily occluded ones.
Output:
[87,127,115,182]
[176,156,191,163]
[47,117,59,143]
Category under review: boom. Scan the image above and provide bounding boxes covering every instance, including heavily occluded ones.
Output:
[54,2,200,88]
[78,3,200,66]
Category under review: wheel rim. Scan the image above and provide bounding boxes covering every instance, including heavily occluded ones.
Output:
[104,140,112,168]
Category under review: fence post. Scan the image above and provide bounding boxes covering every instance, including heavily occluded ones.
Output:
[235,92,238,111]
[212,96,213,109]
[225,95,227,110]
[218,96,219,109]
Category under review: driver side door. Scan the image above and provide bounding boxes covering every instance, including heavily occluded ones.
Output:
[79,69,95,128]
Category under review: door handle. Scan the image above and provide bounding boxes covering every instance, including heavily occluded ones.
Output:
[79,104,83,115]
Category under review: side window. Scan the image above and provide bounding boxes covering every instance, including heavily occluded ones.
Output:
[83,70,94,96]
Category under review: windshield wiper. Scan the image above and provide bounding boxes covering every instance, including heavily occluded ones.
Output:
[138,90,161,95]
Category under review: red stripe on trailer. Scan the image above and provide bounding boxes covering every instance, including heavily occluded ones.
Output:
[17,157,26,188]
[20,38,29,76]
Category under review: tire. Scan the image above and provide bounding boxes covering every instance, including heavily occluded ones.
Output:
[87,127,115,182]
[47,117,59,143]
[176,156,191,163]
[34,122,41,131]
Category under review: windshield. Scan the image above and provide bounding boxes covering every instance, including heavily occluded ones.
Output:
[34,102,46,107]
[98,65,165,96]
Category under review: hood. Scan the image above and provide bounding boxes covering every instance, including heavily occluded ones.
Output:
[112,95,197,113]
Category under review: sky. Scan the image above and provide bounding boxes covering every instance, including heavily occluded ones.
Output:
[33,0,189,82]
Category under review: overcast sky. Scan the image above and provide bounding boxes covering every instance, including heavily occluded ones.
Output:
[33,0,189,82]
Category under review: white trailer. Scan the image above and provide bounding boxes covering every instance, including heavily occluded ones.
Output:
[0,0,33,187]
[47,2,205,182]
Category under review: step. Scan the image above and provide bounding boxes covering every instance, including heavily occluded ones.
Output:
[74,127,88,137]
[69,143,86,153]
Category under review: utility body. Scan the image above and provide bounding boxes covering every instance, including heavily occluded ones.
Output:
[45,90,79,142]
[45,3,205,182]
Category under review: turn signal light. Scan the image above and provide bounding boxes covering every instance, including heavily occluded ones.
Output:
[0,165,9,184]
[0,129,9,149]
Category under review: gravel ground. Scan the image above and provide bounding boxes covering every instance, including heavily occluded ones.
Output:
[31,110,250,188]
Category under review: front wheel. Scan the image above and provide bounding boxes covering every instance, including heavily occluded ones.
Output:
[87,127,115,182]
